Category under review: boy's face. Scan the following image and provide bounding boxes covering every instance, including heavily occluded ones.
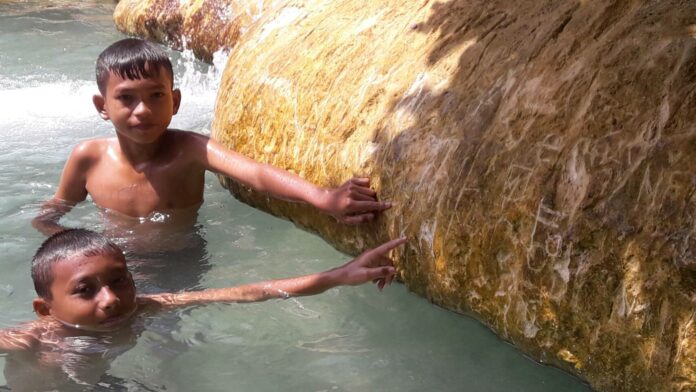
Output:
[34,253,137,331]
[93,64,181,145]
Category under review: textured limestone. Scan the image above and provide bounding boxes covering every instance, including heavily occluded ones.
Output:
[114,0,266,62]
[114,1,696,390]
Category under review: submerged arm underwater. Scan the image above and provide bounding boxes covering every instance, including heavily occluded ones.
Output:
[32,199,77,236]
[32,141,94,235]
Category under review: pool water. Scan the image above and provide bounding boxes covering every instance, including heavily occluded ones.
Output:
[0,1,591,391]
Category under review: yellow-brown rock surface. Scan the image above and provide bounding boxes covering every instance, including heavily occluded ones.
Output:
[114,0,265,62]
[114,1,695,390]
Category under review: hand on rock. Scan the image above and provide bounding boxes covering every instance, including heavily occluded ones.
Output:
[323,177,392,224]
[335,237,406,290]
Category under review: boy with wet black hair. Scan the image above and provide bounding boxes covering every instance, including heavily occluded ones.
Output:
[21,228,402,333]
[0,229,404,387]
[33,38,391,235]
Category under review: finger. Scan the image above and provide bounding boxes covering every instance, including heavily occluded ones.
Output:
[347,200,392,213]
[350,185,377,198]
[377,279,386,291]
[368,237,408,257]
[366,266,395,282]
[350,177,371,187]
[341,213,375,225]
[374,255,392,267]
[385,271,395,286]
[361,254,391,269]
[349,191,377,201]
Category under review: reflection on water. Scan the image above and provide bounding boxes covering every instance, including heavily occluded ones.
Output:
[0,1,591,391]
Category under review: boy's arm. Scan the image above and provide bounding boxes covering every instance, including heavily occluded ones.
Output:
[32,142,92,235]
[32,199,77,236]
[144,237,407,308]
[192,133,391,224]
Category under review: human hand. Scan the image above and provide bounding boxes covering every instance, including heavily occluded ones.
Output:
[322,177,392,224]
[334,237,407,290]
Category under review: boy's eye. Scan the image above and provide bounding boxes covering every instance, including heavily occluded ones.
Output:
[73,285,94,298]
[112,276,129,287]
[152,92,165,98]
[117,94,132,101]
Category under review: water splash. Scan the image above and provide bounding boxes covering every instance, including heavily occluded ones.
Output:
[169,46,229,133]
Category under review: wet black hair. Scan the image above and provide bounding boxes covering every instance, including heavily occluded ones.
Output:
[95,38,174,95]
[31,229,125,300]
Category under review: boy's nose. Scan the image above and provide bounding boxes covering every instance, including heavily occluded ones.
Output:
[98,286,121,311]
[133,99,151,116]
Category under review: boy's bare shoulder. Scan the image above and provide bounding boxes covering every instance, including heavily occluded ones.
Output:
[163,130,209,159]
[68,137,112,165]
[0,320,44,351]
[166,129,208,144]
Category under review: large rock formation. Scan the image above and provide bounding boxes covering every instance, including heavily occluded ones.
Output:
[114,1,695,390]
[113,0,266,62]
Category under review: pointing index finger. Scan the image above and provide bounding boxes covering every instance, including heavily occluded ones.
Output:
[370,237,408,256]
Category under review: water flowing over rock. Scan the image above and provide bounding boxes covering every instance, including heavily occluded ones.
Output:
[114,0,269,62]
[114,1,696,390]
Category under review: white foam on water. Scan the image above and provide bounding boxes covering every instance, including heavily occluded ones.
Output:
[170,48,229,133]
[0,47,229,144]
[0,78,101,140]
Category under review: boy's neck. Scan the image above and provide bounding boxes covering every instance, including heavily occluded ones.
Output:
[115,131,168,166]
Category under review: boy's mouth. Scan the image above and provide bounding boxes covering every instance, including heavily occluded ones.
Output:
[100,310,135,327]
[54,307,136,332]
[131,123,154,131]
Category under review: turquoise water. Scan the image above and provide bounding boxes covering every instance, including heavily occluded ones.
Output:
[0,1,591,391]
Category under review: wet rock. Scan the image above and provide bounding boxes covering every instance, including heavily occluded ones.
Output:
[114,1,696,390]
[114,0,264,62]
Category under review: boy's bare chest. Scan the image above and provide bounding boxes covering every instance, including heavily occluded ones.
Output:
[85,160,204,217]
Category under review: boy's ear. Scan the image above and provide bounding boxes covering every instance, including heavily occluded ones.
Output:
[92,94,109,120]
[172,88,181,115]
[32,298,51,317]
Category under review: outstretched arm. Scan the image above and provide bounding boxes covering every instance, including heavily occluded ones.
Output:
[193,133,391,224]
[144,237,407,308]
[31,142,92,236]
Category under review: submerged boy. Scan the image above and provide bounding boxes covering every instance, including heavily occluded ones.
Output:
[32,38,390,235]
[0,229,405,388]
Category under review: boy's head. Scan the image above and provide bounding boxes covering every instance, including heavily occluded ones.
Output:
[96,38,174,96]
[32,229,137,331]
[93,38,181,144]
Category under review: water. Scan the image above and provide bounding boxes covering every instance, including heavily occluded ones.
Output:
[0,1,591,391]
